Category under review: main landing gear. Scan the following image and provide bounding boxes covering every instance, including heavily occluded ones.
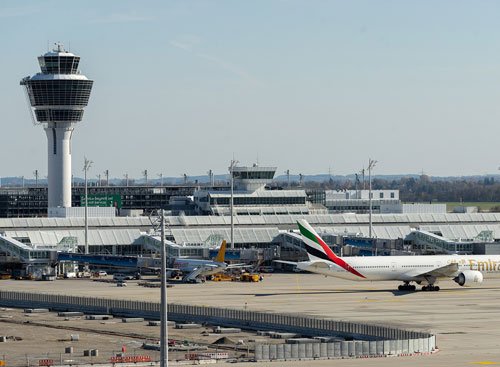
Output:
[421,285,440,292]
[398,282,416,291]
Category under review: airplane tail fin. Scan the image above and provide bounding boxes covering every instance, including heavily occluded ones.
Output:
[297,219,339,262]
[214,240,227,263]
[297,219,365,278]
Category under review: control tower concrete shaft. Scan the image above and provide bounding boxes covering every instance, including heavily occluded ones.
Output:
[21,44,93,209]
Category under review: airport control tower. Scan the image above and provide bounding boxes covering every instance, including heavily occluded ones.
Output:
[21,43,93,209]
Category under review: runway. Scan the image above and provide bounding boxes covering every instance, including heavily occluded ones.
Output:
[1,273,500,366]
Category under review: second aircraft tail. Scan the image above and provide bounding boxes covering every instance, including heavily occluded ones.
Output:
[214,240,227,263]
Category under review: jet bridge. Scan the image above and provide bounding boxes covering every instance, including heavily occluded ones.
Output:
[407,230,474,254]
[0,233,57,264]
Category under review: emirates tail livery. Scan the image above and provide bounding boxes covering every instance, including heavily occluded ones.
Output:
[288,219,500,291]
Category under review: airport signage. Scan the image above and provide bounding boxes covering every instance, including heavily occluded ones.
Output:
[82,194,122,208]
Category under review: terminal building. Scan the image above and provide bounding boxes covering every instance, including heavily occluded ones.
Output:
[194,165,325,216]
[324,189,446,214]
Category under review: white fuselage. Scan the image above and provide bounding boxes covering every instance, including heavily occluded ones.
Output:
[298,255,500,283]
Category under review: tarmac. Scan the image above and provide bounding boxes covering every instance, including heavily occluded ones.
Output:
[1,273,500,366]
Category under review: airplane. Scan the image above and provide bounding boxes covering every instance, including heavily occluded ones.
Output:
[168,240,248,283]
[279,219,500,292]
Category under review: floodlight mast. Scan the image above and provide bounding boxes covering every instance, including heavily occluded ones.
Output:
[83,157,93,255]
[160,209,168,367]
[368,159,377,242]
[229,160,239,250]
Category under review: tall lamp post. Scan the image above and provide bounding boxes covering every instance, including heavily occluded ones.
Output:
[83,157,93,255]
[160,209,168,367]
[229,160,239,250]
[368,159,377,242]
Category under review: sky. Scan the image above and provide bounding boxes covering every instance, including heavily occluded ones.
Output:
[1,0,500,179]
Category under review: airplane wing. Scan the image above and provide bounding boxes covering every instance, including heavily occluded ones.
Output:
[406,262,459,279]
[226,263,253,269]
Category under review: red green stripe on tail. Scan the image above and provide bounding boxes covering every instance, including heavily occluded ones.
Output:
[297,220,365,279]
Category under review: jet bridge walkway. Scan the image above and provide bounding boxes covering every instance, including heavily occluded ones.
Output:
[408,230,474,254]
[0,234,56,264]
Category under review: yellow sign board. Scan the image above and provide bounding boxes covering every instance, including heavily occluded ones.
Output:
[0,360,6,366]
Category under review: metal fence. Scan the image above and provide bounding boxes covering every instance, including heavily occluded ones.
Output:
[0,290,436,361]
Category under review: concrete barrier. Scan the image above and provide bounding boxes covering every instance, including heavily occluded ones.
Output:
[320,342,327,358]
[276,344,284,360]
[369,340,377,355]
[376,340,383,355]
[291,343,299,359]
[284,344,292,360]
[255,345,262,360]
[262,344,269,360]
[298,343,306,359]
[341,341,349,357]
[348,341,354,356]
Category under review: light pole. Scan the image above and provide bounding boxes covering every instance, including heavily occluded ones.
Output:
[229,160,239,250]
[159,209,168,367]
[158,173,163,186]
[33,170,39,187]
[104,170,109,186]
[360,168,366,190]
[124,173,129,187]
[83,157,93,255]
[143,170,148,185]
[285,169,290,188]
[368,159,377,241]
[207,169,214,187]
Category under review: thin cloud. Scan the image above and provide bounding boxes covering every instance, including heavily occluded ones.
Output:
[169,39,262,85]
[93,13,153,24]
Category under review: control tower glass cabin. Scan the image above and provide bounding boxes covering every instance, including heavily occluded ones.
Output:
[20,44,93,209]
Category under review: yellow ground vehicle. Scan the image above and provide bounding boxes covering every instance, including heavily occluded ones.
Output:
[239,273,261,282]
[211,273,235,282]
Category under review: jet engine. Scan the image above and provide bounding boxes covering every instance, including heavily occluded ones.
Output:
[453,270,484,287]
